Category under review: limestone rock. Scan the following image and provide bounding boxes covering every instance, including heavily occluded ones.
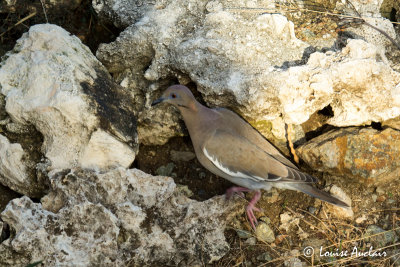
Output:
[92,0,155,28]
[0,135,46,197]
[383,116,400,130]
[95,0,309,145]
[326,185,353,219]
[0,168,241,266]
[96,0,400,146]
[0,24,138,172]
[297,127,400,183]
[336,0,397,53]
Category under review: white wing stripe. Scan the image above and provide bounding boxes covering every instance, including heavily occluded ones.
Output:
[203,147,265,181]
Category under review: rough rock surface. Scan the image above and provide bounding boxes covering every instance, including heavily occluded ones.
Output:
[0,134,46,197]
[0,24,138,173]
[326,185,354,219]
[297,127,400,183]
[92,0,155,28]
[0,168,241,266]
[95,0,400,146]
[383,116,400,130]
[336,0,397,53]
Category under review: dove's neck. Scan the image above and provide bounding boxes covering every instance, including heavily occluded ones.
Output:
[179,101,218,146]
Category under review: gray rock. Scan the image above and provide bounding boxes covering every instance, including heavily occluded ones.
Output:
[336,0,397,53]
[155,162,175,176]
[92,0,155,28]
[365,225,398,247]
[245,237,257,246]
[257,252,272,262]
[0,24,138,172]
[96,0,400,146]
[175,184,193,198]
[170,150,196,162]
[236,229,253,239]
[255,222,275,243]
[199,172,206,179]
[308,206,316,215]
[326,185,353,219]
[259,216,271,224]
[284,250,306,267]
[0,167,241,266]
[0,135,46,197]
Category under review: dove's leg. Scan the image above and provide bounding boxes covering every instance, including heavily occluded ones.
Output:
[246,190,261,231]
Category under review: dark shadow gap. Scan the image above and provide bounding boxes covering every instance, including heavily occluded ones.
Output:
[0,0,122,56]
[371,121,383,130]
[135,136,233,201]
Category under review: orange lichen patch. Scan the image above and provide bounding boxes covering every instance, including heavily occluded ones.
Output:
[335,135,348,172]
[353,158,388,172]
[297,127,400,184]
[349,128,400,179]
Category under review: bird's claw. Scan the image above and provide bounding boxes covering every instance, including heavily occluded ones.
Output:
[246,205,260,231]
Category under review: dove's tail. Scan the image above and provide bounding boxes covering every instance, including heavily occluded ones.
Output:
[280,183,350,208]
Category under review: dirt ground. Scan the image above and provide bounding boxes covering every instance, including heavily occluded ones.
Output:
[136,135,400,266]
[1,1,400,266]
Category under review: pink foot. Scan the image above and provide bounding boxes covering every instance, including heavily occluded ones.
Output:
[225,186,251,200]
[246,190,262,231]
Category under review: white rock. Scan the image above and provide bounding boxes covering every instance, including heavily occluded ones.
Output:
[96,0,308,145]
[0,135,45,197]
[0,135,28,188]
[1,167,241,266]
[1,196,119,266]
[80,129,136,169]
[280,212,300,232]
[96,0,400,146]
[327,185,354,219]
[0,24,138,171]
[92,0,155,28]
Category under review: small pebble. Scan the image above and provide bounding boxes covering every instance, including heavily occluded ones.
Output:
[155,162,175,176]
[256,252,272,262]
[236,229,253,239]
[377,195,386,202]
[259,216,271,224]
[245,237,257,245]
[170,150,195,162]
[308,206,316,215]
[376,187,385,195]
[198,172,206,179]
[176,184,193,198]
[355,215,367,224]
[255,222,275,243]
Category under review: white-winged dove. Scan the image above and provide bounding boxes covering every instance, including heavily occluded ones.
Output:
[152,85,349,230]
